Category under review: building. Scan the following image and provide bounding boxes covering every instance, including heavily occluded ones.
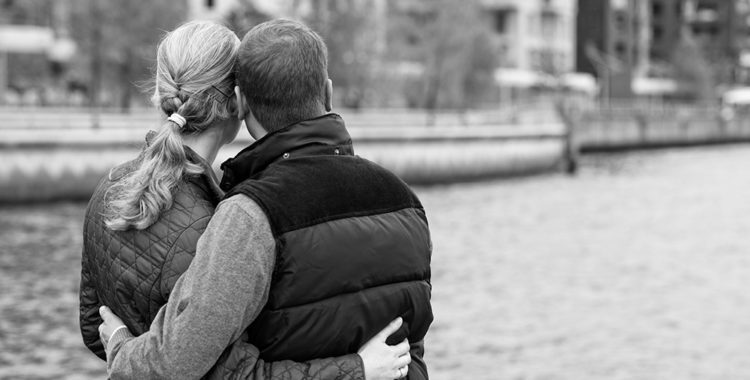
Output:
[481,0,577,75]
[188,0,286,20]
[684,0,750,84]
[649,0,684,66]
[188,0,387,22]
[578,0,750,99]
[576,0,650,98]
[650,0,750,81]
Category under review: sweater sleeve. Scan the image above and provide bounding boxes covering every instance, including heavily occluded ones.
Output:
[105,195,365,380]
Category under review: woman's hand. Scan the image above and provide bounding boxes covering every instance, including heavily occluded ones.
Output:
[357,317,411,380]
[98,306,128,350]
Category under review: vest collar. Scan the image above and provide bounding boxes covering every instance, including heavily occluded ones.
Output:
[220,113,353,191]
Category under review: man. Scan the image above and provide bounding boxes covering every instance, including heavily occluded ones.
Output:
[99,19,433,379]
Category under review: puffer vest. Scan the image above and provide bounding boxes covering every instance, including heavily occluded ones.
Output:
[221,114,433,361]
[80,142,222,360]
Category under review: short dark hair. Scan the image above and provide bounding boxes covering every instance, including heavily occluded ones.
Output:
[236,19,329,132]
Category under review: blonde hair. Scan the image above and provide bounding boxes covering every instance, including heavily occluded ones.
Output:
[105,21,240,231]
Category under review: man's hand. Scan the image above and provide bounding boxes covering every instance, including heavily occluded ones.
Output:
[357,317,411,380]
[98,306,128,350]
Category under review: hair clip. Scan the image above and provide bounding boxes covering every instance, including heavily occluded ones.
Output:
[212,85,231,99]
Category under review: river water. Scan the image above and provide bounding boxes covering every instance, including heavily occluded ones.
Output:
[2,145,750,379]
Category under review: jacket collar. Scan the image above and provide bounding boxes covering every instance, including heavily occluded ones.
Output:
[220,113,353,191]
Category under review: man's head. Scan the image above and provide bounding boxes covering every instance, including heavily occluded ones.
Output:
[234,19,332,137]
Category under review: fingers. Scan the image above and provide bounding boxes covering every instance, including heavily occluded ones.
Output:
[374,316,402,342]
[392,364,409,379]
[99,305,112,321]
[394,352,411,369]
[97,319,107,346]
[392,338,410,356]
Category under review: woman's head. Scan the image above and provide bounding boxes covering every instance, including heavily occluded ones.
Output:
[106,21,240,231]
[154,20,240,135]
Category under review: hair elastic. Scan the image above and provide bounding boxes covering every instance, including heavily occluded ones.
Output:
[167,113,187,128]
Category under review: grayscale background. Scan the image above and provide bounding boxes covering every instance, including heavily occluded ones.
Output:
[2,1,750,379]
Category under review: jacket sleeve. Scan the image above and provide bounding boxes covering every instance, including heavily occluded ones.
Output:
[407,341,428,380]
[79,246,106,361]
[159,215,211,301]
[209,339,365,380]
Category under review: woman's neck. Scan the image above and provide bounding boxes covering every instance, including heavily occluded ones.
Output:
[181,126,224,165]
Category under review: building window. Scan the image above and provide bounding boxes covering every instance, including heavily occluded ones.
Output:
[493,10,510,34]
[530,50,541,69]
[709,25,719,37]
[696,1,718,12]
[652,25,663,40]
[615,42,627,57]
[614,12,627,32]
[541,10,558,38]
[404,33,419,46]
[652,2,663,18]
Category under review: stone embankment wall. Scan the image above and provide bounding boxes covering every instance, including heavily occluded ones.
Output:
[0,108,568,203]
[573,103,750,151]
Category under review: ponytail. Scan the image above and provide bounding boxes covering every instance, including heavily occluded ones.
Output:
[104,119,202,231]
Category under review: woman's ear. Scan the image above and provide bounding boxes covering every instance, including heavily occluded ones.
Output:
[234,86,248,120]
[325,79,333,112]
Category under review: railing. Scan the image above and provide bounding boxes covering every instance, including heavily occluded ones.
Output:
[0,102,561,130]
[565,100,750,150]
[0,104,571,202]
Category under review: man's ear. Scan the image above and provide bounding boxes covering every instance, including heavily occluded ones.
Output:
[324,78,333,112]
[234,86,248,120]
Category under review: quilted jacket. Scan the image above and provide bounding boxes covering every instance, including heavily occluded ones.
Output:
[79,145,222,360]
[221,114,433,379]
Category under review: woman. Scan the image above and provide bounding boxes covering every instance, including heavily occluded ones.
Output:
[79,21,409,379]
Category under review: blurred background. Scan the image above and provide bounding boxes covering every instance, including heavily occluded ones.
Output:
[3,0,750,379]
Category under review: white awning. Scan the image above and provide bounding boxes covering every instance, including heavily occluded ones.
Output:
[559,72,597,95]
[632,77,680,95]
[0,26,54,53]
[722,87,750,105]
[494,68,543,88]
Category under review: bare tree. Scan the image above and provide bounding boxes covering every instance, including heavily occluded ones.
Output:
[387,0,494,118]
[671,29,714,102]
[69,0,187,110]
[304,0,383,109]
[225,0,271,37]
